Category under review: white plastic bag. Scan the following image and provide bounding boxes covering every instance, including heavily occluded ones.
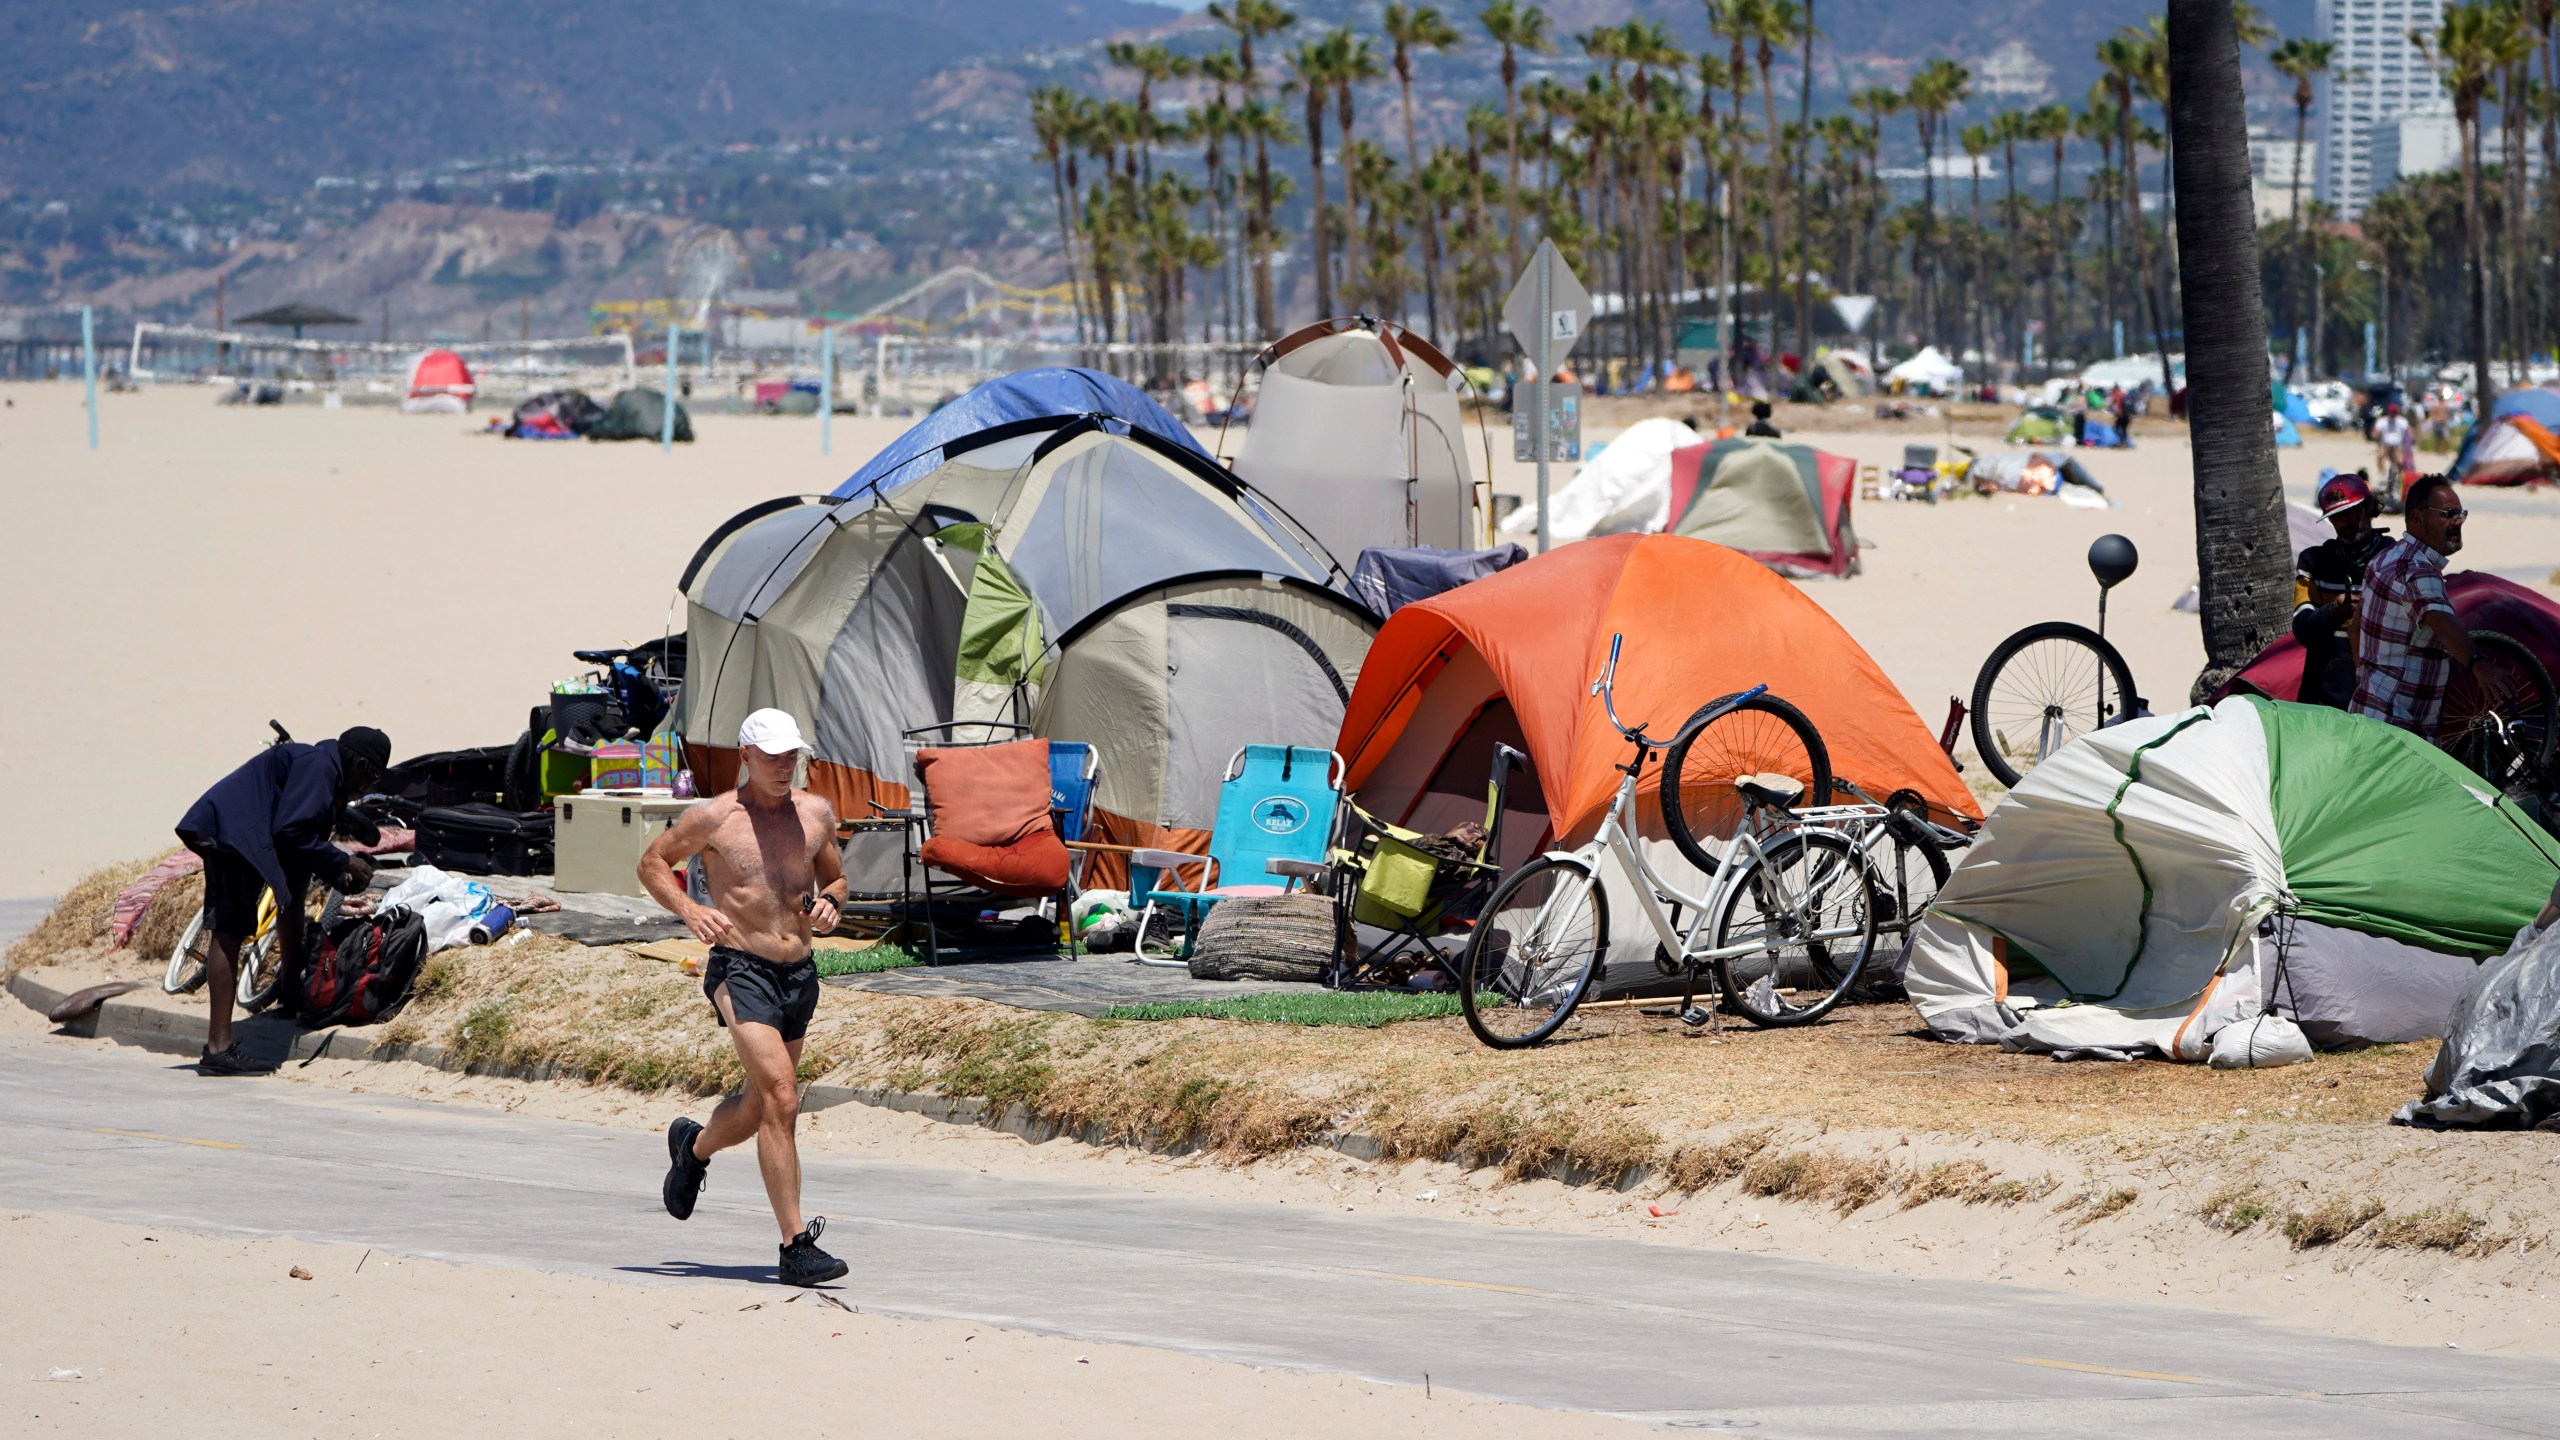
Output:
[376,865,498,954]
[2208,1014,2314,1069]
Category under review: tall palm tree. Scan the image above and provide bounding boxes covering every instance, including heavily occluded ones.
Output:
[2025,102,2073,359]
[1197,51,1247,346]
[2166,0,2290,699]
[1744,0,1809,357]
[1209,0,1298,337]
[2100,30,2171,391]
[1623,21,1687,367]
[1285,36,1343,318]
[1849,85,1902,297]
[2416,3,2503,407]
[1105,42,1196,186]
[2268,37,2335,372]
[1030,87,1091,346]
[1384,2,1464,332]
[1480,0,1554,272]
[1905,57,1971,342]
[2076,93,2122,348]
[1960,120,1992,359]
[1992,109,2028,357]
[1329,31,1386,311]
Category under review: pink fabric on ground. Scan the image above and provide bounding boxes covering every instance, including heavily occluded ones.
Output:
[110,851,203,949]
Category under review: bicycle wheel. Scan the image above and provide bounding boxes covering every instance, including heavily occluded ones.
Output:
[1711,830,1877,1027]
[1971,621,2139,788]
[2438,630,2559,793]
[1872,819,1953,935]
[164,906,212,994]
[1662,692,1833,875]
[1460,857,1608,1049]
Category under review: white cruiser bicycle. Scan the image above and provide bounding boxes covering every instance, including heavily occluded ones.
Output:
[1459,635,1883,1049]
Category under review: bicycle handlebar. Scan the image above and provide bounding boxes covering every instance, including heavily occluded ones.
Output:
[1590,634,1774,751]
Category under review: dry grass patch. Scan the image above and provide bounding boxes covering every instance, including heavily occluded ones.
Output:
[2283,1195,2386,1248]
[2058,1186,2140,1227]
[4,854,156,977]
[2370,1207,2489,1253]
[2200,1184,2274,1233]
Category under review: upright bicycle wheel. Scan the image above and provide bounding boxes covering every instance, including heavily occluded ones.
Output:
[1663,692,1833,875]
[1460,857,1609,1049]
[165,906,214,994]
[1710,830,1877,1027]
[2438,629,2559,794]
[1971,621,2139,788]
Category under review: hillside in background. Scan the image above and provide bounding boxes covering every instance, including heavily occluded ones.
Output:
[0,0,1180,199]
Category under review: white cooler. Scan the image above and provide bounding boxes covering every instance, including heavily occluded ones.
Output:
[555,791,695,896]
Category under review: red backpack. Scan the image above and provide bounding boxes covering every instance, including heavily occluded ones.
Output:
[290,906,430,1028]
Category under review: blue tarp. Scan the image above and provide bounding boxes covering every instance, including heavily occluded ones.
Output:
[828,367,1208,500]
[1347,544,1529,619]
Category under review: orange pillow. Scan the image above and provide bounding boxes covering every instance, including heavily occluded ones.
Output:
[921,830,1071,896]
[915,740,1054,848]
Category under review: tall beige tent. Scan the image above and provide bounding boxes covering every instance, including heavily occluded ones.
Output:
[1230,318,1482,561]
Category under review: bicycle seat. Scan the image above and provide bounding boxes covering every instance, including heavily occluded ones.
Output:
[570,648,625,665]
[1733,773,1805,809]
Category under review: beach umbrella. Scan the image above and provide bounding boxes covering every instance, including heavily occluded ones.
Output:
[235,302,360,341]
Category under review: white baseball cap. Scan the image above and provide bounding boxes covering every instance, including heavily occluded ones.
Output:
[737,708,808,755]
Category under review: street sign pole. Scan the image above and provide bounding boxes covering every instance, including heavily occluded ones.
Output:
[662,323,680,453]
[819,325,835,456]
[1534,246,1551,554]
[81,305,98,451]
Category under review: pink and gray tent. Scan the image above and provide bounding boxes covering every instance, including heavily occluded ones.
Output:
[1663,438,1861,578]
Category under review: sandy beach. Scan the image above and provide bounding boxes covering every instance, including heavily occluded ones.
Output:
[10,378,2560,898]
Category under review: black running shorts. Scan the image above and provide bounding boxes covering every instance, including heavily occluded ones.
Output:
[703,946,820,1043]
[181,837,272,938]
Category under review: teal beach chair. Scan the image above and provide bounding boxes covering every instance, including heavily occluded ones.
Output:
[1130,745,1344,966]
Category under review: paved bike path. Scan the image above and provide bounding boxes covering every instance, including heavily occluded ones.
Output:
[2,1033,2555,1438]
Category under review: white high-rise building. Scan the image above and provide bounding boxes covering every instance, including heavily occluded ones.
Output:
[2316,0,2451,217]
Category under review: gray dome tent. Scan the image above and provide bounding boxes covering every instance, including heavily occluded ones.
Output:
[674,416,1342,892]
[1033,573,1378,874]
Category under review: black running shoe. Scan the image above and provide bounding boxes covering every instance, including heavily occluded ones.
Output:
[198,1044,278,1076]
[779,1216,849,1287]
[663,1117,709,1220]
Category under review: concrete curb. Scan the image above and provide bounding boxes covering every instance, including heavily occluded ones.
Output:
[2,968,1501,1177]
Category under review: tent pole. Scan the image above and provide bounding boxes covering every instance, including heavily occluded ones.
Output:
[820,325,835,456]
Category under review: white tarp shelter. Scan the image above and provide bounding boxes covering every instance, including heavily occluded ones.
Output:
[1495,416,1701,547]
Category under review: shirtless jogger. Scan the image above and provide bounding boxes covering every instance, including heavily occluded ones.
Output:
[640,708,851,1287]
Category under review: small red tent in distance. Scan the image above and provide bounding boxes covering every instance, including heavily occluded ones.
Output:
[1333,533,1972,875]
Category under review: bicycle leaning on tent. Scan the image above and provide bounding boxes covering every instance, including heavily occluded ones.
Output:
[1457,636,1884,1049]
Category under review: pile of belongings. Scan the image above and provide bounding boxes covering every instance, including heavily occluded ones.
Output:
[2397,905,2560,1128]
[501,389,606,440]
[1967,449,2108,508]
[587,387,693,443]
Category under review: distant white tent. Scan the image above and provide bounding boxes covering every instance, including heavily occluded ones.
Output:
[1495,416,1702,547]
[1884,346,1963,395]
[1231,318,1482,560]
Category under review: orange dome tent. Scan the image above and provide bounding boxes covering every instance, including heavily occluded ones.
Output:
[1335,533,1974,874]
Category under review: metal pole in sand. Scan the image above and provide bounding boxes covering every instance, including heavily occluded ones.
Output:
[1534,246,1551,555]
[662,324,679,454]
[81,306,98,450]
[820,325,834,456]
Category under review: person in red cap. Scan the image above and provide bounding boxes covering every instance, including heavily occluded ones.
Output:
[2292,472,2392,710]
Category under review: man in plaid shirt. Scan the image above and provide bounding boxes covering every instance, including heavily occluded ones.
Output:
[2351,475,2506,734]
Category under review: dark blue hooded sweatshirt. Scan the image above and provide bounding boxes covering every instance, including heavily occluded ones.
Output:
[176,740,357,899]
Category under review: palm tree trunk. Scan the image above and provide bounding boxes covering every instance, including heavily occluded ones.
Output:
[1398,73,1442,336]
[1502,58,1526,272]
[2166,0,2290,700]
[2287,94,2310,376]
[1307,95,1334,319]
[2460,105,2494,409]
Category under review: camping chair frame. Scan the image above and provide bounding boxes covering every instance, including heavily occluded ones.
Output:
[1296,743,1522,987]
[1129,747,1347,968]
[873,722,1091,966]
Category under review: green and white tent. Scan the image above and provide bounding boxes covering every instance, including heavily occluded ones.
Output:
[1907,696,2560,1059]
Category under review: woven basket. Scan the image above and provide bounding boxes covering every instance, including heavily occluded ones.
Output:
[1187,894,1343,982]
